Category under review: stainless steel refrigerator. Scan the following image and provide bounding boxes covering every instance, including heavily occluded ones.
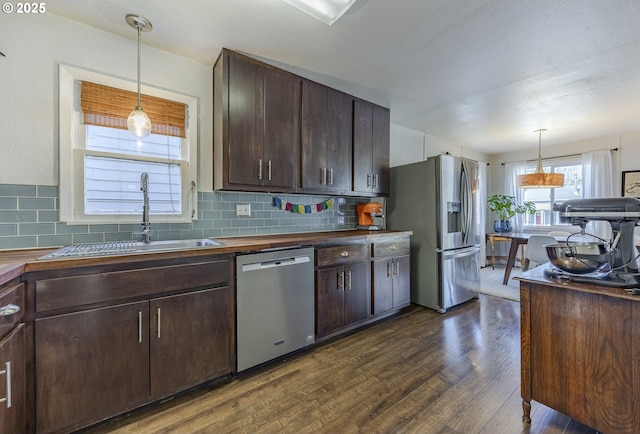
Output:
[387,154,482,312]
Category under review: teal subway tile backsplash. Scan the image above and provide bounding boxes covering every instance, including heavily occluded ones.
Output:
[0,184,362,250]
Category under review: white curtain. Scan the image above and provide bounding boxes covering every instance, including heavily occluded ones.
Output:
[582,150,614,240]
[504,161,527,233]
[477,162,487,263]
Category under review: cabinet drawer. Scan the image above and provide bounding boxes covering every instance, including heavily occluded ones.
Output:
[0,282,24,339]
[372,238,410,258]
[36,258,230,313]
[316,244,368,267]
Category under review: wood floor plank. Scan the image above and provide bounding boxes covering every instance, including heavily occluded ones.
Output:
[86,293,599,434]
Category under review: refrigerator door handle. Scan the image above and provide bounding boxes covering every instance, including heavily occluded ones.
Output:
[460,160,472,245]
[438,245,480,258]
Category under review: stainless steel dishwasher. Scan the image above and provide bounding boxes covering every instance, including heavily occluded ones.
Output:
[236,247,315,372]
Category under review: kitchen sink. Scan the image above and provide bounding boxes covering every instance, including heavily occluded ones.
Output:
[38,238,224,259]
[135,238,223,251]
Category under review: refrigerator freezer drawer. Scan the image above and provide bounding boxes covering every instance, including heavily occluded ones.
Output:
[439,247,480,312]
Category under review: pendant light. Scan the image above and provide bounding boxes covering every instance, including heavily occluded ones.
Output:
[516,129,565,188]
[125,14,153,137]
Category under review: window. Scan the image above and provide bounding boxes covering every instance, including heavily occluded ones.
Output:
[522,156,582,228]
[59,65,198,224]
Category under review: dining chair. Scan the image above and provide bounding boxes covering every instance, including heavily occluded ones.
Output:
[524,235,557,271]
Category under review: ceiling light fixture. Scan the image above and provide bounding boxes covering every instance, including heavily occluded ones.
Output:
[126,14,153,137]
[282,0,356,25]
[516,129,565,189]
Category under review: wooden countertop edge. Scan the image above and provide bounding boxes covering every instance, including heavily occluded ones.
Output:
[0,230,413,283]
[515,265,640,302]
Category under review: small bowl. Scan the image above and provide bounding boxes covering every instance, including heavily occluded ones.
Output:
[545,242,610,274]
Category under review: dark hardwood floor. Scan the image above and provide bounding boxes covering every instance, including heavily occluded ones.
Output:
[85,294,598,434]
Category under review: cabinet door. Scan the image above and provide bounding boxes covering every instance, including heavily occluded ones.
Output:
[35,302,150,433]
[372,259,394,315]
[326,89,353,193]
[227,52,265,186]
[150,286,233,398]
[301,80,328,191]
[315,266,344,338]
[343,262,370,325]
[264,67,298,189]
[353,100,390,195]
[371,104,390,195]
[392,255,411,308]
[353,99,373,193]
[0,324,25,434]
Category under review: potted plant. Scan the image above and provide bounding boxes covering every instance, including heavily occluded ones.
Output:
[487,194,536,233]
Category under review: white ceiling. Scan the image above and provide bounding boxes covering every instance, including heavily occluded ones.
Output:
[44,0,640,154]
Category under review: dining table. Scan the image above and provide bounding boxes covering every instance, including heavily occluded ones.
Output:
[486,232,566,285]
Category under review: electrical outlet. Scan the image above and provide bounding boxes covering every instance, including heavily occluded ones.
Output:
[236,203,251,217]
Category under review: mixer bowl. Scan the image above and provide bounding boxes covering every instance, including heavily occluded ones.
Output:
[545,242,611,274]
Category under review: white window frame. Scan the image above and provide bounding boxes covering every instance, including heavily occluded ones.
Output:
[58,64,198,224]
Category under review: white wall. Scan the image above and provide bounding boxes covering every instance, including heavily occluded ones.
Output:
[0,13,214,190]
[390,124,490,167]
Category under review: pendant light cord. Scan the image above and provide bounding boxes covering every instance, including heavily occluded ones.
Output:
[535,128,546,173]
[136,25,142,108]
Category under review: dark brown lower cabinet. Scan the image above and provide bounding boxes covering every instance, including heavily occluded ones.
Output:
[35,301,150,433]
[150,287,232,398]
[371,238,411,316]
[35,286,232,434]
[0,324,26,434]
[316,261,369,338]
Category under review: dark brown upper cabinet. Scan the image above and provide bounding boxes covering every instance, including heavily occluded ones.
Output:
[214,48,390,197]
[353,99,390,196]
[300,79,353,195]
[214,49,300,192]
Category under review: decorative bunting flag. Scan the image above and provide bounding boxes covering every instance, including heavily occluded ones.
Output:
[273,196,333,213]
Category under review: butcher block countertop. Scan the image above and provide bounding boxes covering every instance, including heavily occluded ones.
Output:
[0,230,412,284]
[514,264,640,301]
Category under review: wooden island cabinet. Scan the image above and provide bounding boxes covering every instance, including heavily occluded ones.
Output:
[518,267,640,433]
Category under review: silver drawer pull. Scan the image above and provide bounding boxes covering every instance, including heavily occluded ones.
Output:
[390,244,396,250]
[138,311,143,343]
[0,362,11,408]
[0,304,20,316]
[157,307,161,339]
[340,251,349,257]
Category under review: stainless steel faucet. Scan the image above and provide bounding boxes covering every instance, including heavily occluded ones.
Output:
[140,172,151,244]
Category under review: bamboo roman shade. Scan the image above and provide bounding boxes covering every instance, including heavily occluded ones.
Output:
[80,81,187,138]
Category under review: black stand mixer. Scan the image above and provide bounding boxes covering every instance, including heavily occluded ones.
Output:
[544,198,640,290]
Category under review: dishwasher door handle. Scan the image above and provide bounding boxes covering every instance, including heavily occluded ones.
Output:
[241,255,310,272]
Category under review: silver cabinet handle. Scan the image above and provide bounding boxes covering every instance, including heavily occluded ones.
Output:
[337,271,345,290]
[395,261,400,277]
[346,270,352,290]
[366,173,372,188]
[373,173,379,188]
[0,304,20,316]
[329,168,334,186]
[257,159,263,180]
[0,362,11,408]
[267,160,272,181]
[387,261,392,278]
[138,311,143,343]
[157,307,161,339]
